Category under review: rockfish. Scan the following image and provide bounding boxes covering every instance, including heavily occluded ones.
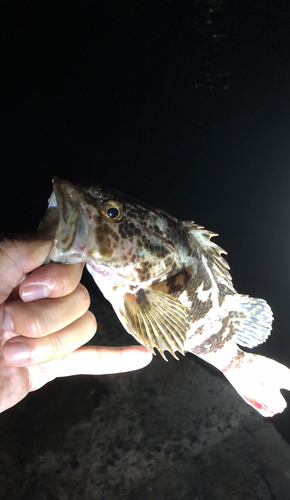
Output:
[39,178,290,417]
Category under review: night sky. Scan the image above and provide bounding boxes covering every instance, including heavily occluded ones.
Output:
[1,1,290,435]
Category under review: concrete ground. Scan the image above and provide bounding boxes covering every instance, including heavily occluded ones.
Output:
[1,284,290,500]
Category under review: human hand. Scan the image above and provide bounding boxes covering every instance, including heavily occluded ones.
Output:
[0,236,153,412]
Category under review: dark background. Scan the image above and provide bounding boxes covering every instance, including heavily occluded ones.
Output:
[1,1,290,438]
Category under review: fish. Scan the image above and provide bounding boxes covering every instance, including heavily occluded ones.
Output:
[39,177,290,417]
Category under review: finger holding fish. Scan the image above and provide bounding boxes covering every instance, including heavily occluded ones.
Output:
[19,261,84,301]
[0,238,93,365]
[3,283,91,338]
[1,256,90,365]
[1,309,96,366]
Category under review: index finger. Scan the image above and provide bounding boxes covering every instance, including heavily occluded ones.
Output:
[58,345,153,376]
[27,345,153,392]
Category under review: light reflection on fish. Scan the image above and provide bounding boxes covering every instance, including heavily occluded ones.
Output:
[39,178,290,417]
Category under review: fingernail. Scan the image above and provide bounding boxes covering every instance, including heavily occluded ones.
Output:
[21,284,49,302]
[2,311,14,331]
[3,340,30,365]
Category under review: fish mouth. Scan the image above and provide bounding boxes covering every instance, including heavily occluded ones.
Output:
[38,177,89,263]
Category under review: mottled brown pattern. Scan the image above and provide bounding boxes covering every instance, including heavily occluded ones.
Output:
[187,258,210,293]
[135,261,154,282]
[188,294,213,323]
[192,315,231,356]
[95,221,114,259]
[136,288,150,306]
[201,271,212,291]
[151,268,191,296]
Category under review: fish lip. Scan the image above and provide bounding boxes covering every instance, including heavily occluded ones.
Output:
[39,177,89,263]
[37,183,60,237]
[52,177,79,250]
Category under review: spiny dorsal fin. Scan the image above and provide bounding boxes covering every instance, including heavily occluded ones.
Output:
[122,287,187,360]
[182,221,236,295]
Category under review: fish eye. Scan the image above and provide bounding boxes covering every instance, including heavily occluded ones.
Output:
[101,201,123,221]
[107,207,119,219]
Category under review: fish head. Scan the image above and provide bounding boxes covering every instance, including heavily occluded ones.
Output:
[39,178,182,285]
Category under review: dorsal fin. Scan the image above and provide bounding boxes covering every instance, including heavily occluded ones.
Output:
[182,221,236,295]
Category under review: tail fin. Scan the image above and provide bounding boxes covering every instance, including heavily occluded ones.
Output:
[222,351,290,417]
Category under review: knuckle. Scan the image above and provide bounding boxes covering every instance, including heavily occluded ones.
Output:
[50,331,65,359]
[29,314,45,337]
[84,311,97,336]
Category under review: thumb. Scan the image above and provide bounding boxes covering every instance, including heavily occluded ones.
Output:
[0,236,53,305]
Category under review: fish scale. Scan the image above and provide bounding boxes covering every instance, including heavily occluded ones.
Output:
[39,177,290,417]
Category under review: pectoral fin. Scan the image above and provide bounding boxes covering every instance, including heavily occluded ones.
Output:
[122,287,188,360]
